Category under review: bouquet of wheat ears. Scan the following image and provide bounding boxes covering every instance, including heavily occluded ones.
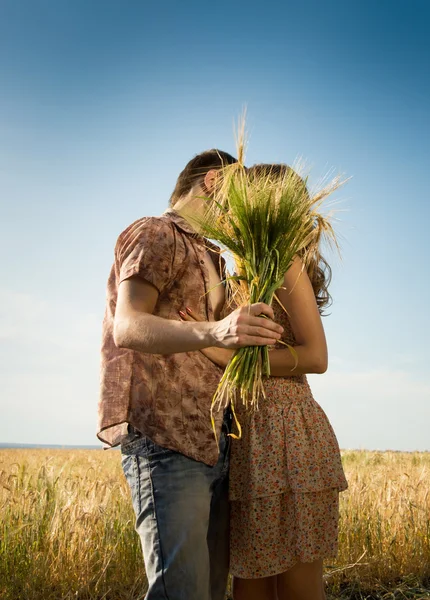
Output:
[186,124,347,438]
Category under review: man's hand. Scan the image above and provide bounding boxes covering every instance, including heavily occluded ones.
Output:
[179,304,283,368]
[209,303,283,348]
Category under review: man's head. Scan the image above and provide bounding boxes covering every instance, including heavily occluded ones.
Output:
[169,149,237,207]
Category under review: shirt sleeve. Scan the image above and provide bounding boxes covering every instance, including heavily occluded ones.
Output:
[115,218,176,294]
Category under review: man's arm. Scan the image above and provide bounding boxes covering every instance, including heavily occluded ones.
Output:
[113,276,284,354]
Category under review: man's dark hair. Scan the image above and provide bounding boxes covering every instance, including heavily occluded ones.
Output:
[169,149,237,206]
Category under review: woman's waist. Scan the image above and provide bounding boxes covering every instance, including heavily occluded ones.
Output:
[233,379,315,417]
[260,374,312,401]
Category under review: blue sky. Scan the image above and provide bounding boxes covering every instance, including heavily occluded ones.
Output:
[1,0,429,450]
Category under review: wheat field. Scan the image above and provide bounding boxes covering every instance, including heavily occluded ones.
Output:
[0,449,429,600]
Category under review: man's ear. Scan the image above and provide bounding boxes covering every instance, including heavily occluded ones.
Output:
[203,169,218,193]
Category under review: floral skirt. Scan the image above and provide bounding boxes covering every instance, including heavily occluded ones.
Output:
[230,488,340,579]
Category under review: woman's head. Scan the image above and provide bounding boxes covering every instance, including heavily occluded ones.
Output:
[169,149,237,207]
[247,163,333,313]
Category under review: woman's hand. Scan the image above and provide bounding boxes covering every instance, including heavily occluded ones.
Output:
[179,307,235,368]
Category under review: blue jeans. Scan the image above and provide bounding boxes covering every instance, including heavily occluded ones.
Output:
[121,428,230,600]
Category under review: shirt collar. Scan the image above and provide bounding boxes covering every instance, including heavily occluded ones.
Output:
[163,208,202,237]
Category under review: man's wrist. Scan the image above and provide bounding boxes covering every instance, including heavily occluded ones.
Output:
[195,321,218,349]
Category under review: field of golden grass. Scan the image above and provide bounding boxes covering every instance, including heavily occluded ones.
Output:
[1,448,429,600]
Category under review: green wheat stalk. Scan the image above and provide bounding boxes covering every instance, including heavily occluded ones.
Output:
[186,126,346,437]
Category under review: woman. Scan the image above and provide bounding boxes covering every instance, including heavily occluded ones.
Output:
[181,164,348,600]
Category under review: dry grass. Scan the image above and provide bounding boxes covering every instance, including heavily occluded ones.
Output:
[0,449,144,600]
[1,449,429,600]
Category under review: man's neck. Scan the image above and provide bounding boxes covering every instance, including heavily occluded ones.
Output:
[172,192,208,234]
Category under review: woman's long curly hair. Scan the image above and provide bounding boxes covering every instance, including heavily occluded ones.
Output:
[247,163,333,314]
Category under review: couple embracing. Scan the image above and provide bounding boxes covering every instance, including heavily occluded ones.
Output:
[97,149,348,600]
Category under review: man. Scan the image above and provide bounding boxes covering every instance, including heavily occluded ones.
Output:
[97,149,283,600]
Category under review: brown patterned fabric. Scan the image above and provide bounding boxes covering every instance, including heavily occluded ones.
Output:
[97,209,226,466]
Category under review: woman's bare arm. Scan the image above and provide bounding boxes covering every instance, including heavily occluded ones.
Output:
[267,256,328,375]
[181,257,328,375]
